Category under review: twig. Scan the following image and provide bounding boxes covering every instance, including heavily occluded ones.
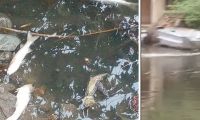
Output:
[0,27,119,40]
[80,28,119,37]
[0,27,75,39]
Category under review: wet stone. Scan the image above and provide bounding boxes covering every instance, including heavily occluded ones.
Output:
[0,86,4,93]
[0,83,16,92]
[0,90,16,119]
[0,111,6,120]
[0,34,21,52]
[0,83,16,120]
[0,51,12,61]
[0,13,12,28]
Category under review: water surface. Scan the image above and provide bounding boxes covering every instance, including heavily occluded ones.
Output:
[0,0,138,119]
[142,46,200,120]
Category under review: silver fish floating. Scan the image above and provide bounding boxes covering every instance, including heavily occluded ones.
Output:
[7,32,39,76]
[6,84,34,120]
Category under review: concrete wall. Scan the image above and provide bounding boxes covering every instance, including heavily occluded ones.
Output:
[141,0,166,25]
[151,0,166,23]
[141,0,151,24]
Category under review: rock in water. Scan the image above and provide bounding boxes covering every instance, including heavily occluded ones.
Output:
[0,13,20,52]
[0,92,16,120]
[0,34,21,52]
[0,13,12,28]
[0,13,20,62]
[0,52,12,61]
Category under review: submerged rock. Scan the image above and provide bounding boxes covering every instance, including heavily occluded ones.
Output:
[0,83,16,93]
[0,83,16,120]
[0,13,21,62]
[0,34,21,52]
[0,13,12,28]
[0,52,12,61]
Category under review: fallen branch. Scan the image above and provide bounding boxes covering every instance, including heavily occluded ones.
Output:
[0,27,75,39]
[0,27,119,40]
[80,28,119,37]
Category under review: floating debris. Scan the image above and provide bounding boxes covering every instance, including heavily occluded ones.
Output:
[82,73,108,108]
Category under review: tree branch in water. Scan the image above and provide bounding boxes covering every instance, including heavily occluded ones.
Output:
[0,27,119,40]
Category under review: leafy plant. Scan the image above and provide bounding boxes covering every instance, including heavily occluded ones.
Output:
[174,0,200,28]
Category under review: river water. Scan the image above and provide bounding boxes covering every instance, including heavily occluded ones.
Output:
[0,0,138,119]
[142,46,200,120]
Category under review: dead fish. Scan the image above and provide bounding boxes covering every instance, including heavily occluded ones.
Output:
[92,0,138,10]
[82,73,109,108]
[7,32,39,76]
[6,84,34,120]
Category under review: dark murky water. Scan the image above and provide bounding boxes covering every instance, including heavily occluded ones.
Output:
[142,46,200,120]
[0,0,138,119]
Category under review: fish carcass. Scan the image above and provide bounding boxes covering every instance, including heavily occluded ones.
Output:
[82,73,108,108]
[7,32,39,75]
[6,84,34,120]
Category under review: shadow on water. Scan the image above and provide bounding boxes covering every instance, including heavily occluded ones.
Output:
[142,47,200,120]
[0,0,138,119]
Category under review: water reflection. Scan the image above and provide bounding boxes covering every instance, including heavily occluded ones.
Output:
[142,47,200,120]
[0,0,138,119]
